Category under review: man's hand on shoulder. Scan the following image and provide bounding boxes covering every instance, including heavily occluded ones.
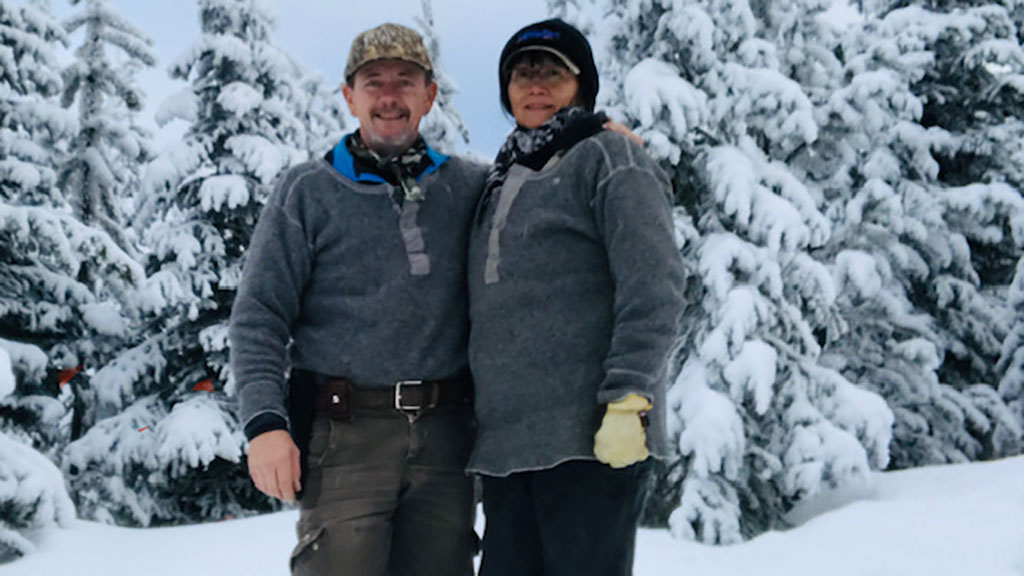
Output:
[248,429,302,503]
[603,119,644,147]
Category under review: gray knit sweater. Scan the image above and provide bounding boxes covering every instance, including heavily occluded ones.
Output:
[467,131,686,476]
[230,156,487,435]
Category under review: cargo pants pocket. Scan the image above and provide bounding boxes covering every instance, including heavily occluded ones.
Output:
[290,524,326,576]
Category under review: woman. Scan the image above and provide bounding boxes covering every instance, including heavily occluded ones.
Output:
[467,18,688,576]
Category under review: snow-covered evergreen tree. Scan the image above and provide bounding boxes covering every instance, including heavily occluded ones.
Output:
[1,0,71,208]
[575,0,894,542]
[1,0,74,396]
[546,0,587,21]
[416,0,469,154]
[813,1,1024,468]
[756,0,845,107]
[0,0,141,452]
[998,260,1024,444]
[880,3,1023,389]
[0,345,76,564]
[294,73,347,154]
[63,0,308,526]
[139,0,305,400]
[59,0,155,254]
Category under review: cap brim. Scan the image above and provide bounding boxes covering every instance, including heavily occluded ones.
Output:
[346,56,433,80]
[504,46,581,76]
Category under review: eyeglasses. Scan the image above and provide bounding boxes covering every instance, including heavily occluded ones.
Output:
[509,65,576,88]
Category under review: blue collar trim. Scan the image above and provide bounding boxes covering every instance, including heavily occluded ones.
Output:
[331,132,449,183]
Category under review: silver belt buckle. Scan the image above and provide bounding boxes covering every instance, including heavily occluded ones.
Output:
[394,380,424,411]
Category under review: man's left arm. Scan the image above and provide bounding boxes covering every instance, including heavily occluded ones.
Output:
[230,176,315,441]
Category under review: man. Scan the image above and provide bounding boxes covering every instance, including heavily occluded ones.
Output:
[229,23,485,576]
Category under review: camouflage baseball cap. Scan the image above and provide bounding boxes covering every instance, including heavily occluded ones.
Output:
[345,23,433,80]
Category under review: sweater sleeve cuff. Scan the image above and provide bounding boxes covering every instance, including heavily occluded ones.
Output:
[598,369,655,402]
[243,412,289,441]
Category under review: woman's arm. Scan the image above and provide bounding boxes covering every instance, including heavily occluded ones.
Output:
[592,140,686,404]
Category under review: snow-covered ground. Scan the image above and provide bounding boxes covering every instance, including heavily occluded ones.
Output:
[7,456,1024,576]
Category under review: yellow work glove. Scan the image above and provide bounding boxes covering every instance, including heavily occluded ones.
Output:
[594,393,652,469]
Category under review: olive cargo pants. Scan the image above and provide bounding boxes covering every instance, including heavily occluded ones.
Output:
[289,404,476,576]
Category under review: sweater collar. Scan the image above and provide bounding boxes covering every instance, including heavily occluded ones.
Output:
[330,132,448,184]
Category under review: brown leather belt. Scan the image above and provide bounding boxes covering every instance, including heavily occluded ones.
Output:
[305,371,473,420]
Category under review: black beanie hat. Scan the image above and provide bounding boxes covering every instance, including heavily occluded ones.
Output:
[499,19,599,114]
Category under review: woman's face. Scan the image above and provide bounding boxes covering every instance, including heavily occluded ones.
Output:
[506,53,580,130]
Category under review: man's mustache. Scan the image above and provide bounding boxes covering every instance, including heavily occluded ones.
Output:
[371,105,410,117]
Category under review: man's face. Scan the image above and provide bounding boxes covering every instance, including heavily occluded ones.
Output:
[342,59,438,156]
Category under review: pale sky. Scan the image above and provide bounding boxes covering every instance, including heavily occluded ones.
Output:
[50,0,551,158]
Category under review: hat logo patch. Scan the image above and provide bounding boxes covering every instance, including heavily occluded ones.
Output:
[516,29,561,43]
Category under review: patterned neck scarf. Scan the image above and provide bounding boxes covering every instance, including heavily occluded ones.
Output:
[484,106,607,202]
[346,131,433,204]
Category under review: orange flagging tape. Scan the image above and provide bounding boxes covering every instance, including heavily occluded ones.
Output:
[58,365,84,388]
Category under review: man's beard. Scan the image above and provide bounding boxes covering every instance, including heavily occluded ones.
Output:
[362,105,416,157]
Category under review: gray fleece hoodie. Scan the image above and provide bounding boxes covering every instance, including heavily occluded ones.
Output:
[467,130,686,476]
[230,155,487,436]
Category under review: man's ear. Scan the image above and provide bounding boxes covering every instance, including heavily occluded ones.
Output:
[424,81,439,113]
[342,83,358,116]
